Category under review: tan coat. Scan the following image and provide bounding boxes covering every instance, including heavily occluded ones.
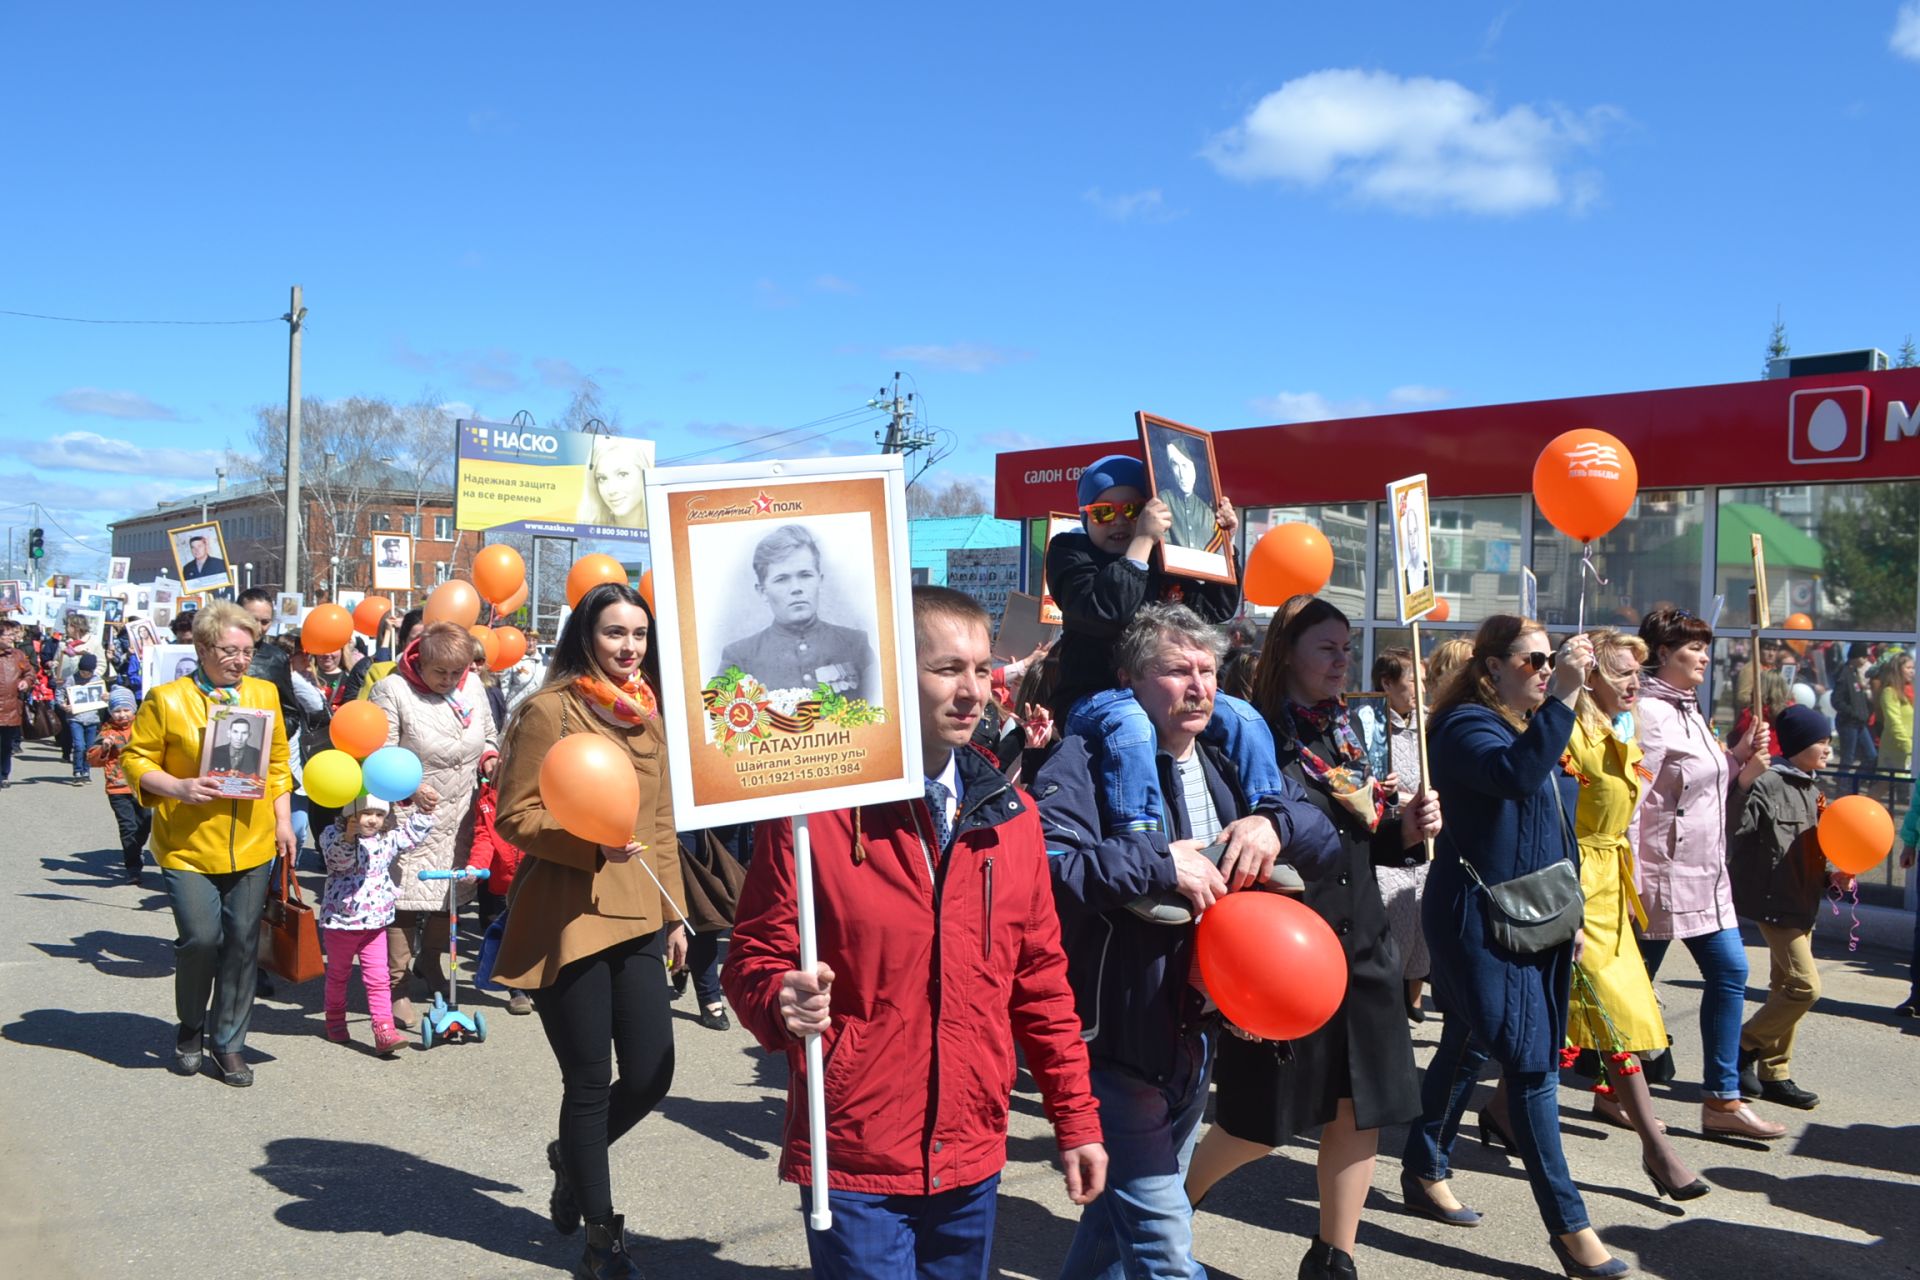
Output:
[491,685,683,989]
[368,670,496,912]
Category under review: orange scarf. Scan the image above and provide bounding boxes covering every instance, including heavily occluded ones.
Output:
[574,671,658,727]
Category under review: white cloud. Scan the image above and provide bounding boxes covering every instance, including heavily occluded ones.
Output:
[532,357,586,390]
[1251,385,1452,423]
[1894,2,1920,60]
[882,343,1031,374]
[47,387,180,421]
[1083,187,1182,223]
[5,431,228,480]
[1202,69,1615,215]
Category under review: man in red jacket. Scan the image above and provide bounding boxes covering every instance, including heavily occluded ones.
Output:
[726,586,1106,1278]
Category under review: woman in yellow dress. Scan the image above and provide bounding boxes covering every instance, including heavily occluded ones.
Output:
[1566,628,1708,1201]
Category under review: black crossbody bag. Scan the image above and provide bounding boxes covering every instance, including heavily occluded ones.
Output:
[1458,772,1584,954]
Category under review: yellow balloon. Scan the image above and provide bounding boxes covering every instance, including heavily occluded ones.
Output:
[305,749,364,809]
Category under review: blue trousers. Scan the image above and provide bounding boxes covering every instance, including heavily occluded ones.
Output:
[1060,1032,1212,1280]
[1640,928,1748,1100]
[163,860,274,1054]
[1068,690,1280,835]
[69,718,100,779]
[1401,1013,1590,1235]
[801,1173,999,1280]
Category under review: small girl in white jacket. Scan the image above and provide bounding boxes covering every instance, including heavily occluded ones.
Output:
[320,788,439,1054]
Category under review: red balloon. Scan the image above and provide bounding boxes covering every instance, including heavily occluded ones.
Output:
[1532,429,1638,543]
[1244,523,1334,607]
[1197,892,1347,1041]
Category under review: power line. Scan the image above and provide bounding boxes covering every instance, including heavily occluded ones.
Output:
[727,416,879,463]
[656,405,884,465]
[0,307,282,326]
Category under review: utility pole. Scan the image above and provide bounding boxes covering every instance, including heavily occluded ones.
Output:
[283,285,306,594]
[872,372,930,458]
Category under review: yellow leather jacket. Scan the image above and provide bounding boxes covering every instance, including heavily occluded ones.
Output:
[120,675,293,875]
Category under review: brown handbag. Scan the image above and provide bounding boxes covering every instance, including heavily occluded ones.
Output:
[259,856,325,984]
[678,830,748,933]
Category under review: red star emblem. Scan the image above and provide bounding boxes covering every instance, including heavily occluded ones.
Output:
[751,491,774,514]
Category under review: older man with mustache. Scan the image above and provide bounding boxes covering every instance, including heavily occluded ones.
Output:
[1037,602,1335,1279]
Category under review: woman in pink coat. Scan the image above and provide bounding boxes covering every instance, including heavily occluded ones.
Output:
[1632,608,1784,1140]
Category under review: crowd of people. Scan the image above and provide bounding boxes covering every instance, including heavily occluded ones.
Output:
[1,456,1915,1279]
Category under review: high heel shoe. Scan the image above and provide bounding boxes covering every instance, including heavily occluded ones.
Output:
[1548,1235,1631,1277]
[1642,1158,1711,1203]
[1399,1170,1482,1226]
[1477,1107,1515,1156]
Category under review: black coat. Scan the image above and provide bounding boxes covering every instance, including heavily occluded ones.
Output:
[1212,720,1422,1140]
[1044,530,1240,717]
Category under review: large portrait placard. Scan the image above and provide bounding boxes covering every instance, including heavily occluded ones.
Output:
[1386,473,1438,624]
[1138,412,1235,585]
[646,455,921,828]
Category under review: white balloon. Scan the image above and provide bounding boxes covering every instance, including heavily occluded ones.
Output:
[1791,682,1817,709]
[1818,690,1835,717]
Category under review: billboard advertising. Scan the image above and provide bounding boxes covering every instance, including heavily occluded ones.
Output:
[454,419,654,542]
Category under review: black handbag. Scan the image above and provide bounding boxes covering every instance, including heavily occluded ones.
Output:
[1459,773,1584,954]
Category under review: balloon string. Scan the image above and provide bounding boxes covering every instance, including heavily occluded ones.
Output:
[1577,542,1609,633]
[1825,881,1864,954]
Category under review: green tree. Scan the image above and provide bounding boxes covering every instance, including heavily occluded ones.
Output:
[1897,334,1917,368]
[1764,307,1789,377]
[1822,484,1919,630]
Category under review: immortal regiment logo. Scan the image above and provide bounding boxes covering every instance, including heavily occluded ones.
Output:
[687,490,805,522]
[701,666,885,755]
[1562,439,1624,480]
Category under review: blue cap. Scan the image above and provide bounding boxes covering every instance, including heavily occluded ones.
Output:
[1076,454,1148,510]
[108,686,137,713]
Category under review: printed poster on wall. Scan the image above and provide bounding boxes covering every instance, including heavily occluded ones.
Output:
[945,546,1020,633]
[645,454,921,828]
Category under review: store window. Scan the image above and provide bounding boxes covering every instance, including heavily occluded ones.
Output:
[1531,490,1703,631]
[1240,504,1369,622]
[1378,496,1524,624]
[1713,483,1916,633]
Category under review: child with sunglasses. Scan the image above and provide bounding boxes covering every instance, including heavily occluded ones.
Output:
[1045,454,1297,895]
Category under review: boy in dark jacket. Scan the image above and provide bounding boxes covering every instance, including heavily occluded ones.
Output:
[1730,704,1841,1111]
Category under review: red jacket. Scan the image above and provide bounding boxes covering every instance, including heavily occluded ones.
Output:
[725,746,1101,1196]
[467,783,523,897]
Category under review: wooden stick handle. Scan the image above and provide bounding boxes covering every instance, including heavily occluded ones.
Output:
[1410,620,1434,862]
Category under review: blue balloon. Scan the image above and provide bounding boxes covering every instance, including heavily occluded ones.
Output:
[362,746,424,802]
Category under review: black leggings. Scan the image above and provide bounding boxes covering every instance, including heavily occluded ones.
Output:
[531,929,675,1224]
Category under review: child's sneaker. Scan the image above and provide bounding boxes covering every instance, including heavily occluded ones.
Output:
[372,1023,407,1057]
[324,1016,350,1043]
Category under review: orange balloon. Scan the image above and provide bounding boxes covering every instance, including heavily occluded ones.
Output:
[473,543,527,605]
[1427,596,1451,623]
[539,733,641,848]
[1197,892,1347,1041]
[1243,523,1334,606]
[352,595,392,638]
[492,625,528,671]
[468,624,501,669]
[424,579,481,628]
[301,603,354,654]
[329,700,391,759]
[639,569,654,610]
[1819,794,1895,876]
[1532,429,1638,543]
[566,554,628,607]
[1784,611,1814,657]
[497,581,529,616]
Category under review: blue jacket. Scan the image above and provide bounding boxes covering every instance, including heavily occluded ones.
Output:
[1422,698,1580,1073]
[1034,735,1337,1083]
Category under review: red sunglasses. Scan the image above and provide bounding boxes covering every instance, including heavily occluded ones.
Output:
[1080,501,1143,525]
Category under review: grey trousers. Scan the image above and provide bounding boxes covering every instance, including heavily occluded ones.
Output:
[163,860,274,1054]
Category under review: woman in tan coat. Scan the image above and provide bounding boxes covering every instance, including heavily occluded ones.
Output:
[493,583,685,1280]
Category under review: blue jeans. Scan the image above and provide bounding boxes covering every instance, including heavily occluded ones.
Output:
[163,861,275,1054]
[1068,690,1280,835]
[801,1173,999,1280]
[1837,721,1874,776]
[1060,1032,1212,1280]
[1639,928,1748,1101]
[69,718,100,780]
[1402,1013,1589,1235]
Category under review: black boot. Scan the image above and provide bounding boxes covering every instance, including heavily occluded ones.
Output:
[547,1140,581,1236]
[577,1214,641,1279]
[1299,1236,1358,1279]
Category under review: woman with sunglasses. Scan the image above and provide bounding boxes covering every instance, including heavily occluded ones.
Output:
[1401,616,1630,1279]
[1632,606,1784,1140]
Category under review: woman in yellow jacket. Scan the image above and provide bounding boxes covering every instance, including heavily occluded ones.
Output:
[121,601,295,1087]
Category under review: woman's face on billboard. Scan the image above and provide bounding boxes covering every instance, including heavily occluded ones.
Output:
[593,443,647,519]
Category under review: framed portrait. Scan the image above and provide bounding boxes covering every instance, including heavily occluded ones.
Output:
[1521,566,1539,622]
[147,643,198,690]
[1137,412,1235,584]
[151,604,174,630]
[69,582,89,604]
[645,454,921,828]
[1386,474,1438,624]
[198,704,272,800]
[994,591,1058,662]
[101,597,124,623]
[275,591,304,622]
[1037,511,1081,625]
[151,580,178,609]
[0,580,19,615]
[108,556,131,584]
[168,521,233,595]
[371,535,412,591]
[65,681,108,715]
[125,618,161,658]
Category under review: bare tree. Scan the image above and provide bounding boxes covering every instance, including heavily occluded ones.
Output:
[553,377,618,434]
[906,478,992,519]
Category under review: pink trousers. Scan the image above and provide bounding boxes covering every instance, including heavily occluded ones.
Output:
[324,925,394,1026]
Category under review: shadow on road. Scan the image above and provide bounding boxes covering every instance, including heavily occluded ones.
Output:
[31,928,174,978]
[2,1008,175,1070]
[254,1137,798,1275]
[1792,1121,1920,1179]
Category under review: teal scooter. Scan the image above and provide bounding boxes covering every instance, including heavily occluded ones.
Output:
[416,867,489,1049]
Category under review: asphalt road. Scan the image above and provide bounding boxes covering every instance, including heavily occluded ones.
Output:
[2,735,1916,1280]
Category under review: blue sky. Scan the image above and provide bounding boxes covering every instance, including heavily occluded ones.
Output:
[5,3,1920,574]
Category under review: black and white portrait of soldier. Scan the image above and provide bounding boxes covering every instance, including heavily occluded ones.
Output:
[209,712,264,776]
[713,523,878,700]
[1152,431,1219,550]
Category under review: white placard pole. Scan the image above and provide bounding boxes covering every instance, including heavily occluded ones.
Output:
[794,812,832,1231]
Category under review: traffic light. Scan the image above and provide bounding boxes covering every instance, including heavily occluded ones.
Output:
[27,528,44,560]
